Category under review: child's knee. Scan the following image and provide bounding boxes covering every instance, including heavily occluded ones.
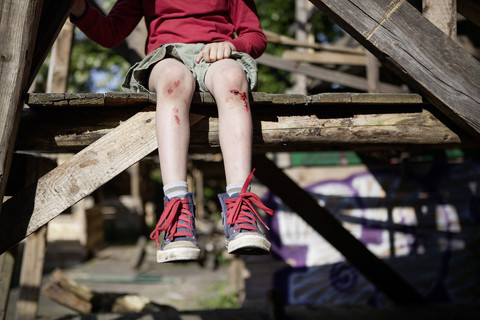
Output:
[220,66,247,88]
[150,61,195,94]
[210,62,247,90]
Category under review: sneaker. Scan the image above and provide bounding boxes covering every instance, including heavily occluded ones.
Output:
[218,169,274,255]
[149,192,200,263]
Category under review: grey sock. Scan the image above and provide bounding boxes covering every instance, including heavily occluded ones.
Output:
[163,181,188,199]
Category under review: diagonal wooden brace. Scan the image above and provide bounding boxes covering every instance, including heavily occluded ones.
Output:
[310,0,480,140]
[252,154,425,304]
[0,109,203,254]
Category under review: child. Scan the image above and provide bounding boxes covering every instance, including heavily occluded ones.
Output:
[71,0,273,263]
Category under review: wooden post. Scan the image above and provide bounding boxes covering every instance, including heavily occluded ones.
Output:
[366,52,380,93]
[46,19,74,93]
[289,0,312,95]
[0,0,45,213]
[423,0,457,40]
[309,0,480,140]
[14,156,56,320]
[14,227,48,320]
[0,252,15,320]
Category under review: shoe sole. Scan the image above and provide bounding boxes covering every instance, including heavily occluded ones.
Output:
[157,247,201,263]
[227,233,271,255]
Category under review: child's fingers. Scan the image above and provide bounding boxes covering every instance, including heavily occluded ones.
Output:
[195,42,235,63]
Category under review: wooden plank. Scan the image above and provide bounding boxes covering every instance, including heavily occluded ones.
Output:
[13,156,56,320]
[29,0,75,87]
[423,0,456,40]
[14,227,47,320]
[16,92,477,152]
[283,50,368,66]
[366,52,380,93]
[0,252,15,320]
[309,0,480,140]
[264,29,364,54]
[46,19,74,93]
[26,92,423,107]
[0,110,204,255]
[458,0,480,28]
[0,0,45,213]
[257,53,405,93]
[251,154,425,304]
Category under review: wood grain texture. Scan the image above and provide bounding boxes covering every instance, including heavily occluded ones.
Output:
[1,109,204,254]
[0,0,44,212]
[17,92,476,153]
[309,0,480,140]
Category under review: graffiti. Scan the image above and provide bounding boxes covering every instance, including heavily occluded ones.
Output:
[268,162,480,306]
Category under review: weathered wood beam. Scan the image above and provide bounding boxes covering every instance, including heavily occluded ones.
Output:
[17,92,476,153]
[458,0,480,28]
[252,154,425,304]
[13,156,56,320]
[282,50,368,66]
[309,0,480,140]
[0,110,204,255]
[0,0,45,213]
[423,0,457,40]
[264,29,363,54]
[257,53,405,93]
[0,251,14,320]
[29,0,75,87]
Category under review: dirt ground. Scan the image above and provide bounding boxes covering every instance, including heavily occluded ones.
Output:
[6,242,234,319]
[5,242,480,320]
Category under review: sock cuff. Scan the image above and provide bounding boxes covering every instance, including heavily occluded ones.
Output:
[227,182,250,196]
[164,181,188,199]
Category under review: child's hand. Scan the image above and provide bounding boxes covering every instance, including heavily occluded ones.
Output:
[71,0,87,18]
[195,42,236,63]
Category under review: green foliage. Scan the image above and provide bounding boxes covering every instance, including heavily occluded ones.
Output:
[37,0,342,93]
[69,32,130,93]
[198,281,241,309]
[256,0,344,93]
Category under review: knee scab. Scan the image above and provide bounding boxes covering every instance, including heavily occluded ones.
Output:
[229,89,249,112]
[165,80,182,95]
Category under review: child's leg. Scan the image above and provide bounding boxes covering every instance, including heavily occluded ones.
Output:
[204,59,275,255]
[203,59,252,185]
[148,58,196,185]
[148,58,200,263]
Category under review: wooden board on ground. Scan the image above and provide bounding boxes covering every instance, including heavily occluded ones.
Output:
[309,0,480,140]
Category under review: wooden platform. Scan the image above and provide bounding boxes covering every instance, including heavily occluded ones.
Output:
[17,91,477,154]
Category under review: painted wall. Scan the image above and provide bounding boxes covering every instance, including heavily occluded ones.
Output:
[263,160,480,307]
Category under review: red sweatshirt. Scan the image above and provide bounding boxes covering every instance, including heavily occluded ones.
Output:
[73,0,267,58]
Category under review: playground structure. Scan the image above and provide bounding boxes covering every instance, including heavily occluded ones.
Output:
[1,0,480,318]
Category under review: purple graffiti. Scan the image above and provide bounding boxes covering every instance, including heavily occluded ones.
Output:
[329,263,358,293]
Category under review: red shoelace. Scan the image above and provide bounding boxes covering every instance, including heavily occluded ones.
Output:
[225,169,274,232]
[149,198,194,248]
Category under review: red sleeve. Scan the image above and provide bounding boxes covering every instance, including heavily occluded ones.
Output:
[72,0,144,49]
[228,0,267,59]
